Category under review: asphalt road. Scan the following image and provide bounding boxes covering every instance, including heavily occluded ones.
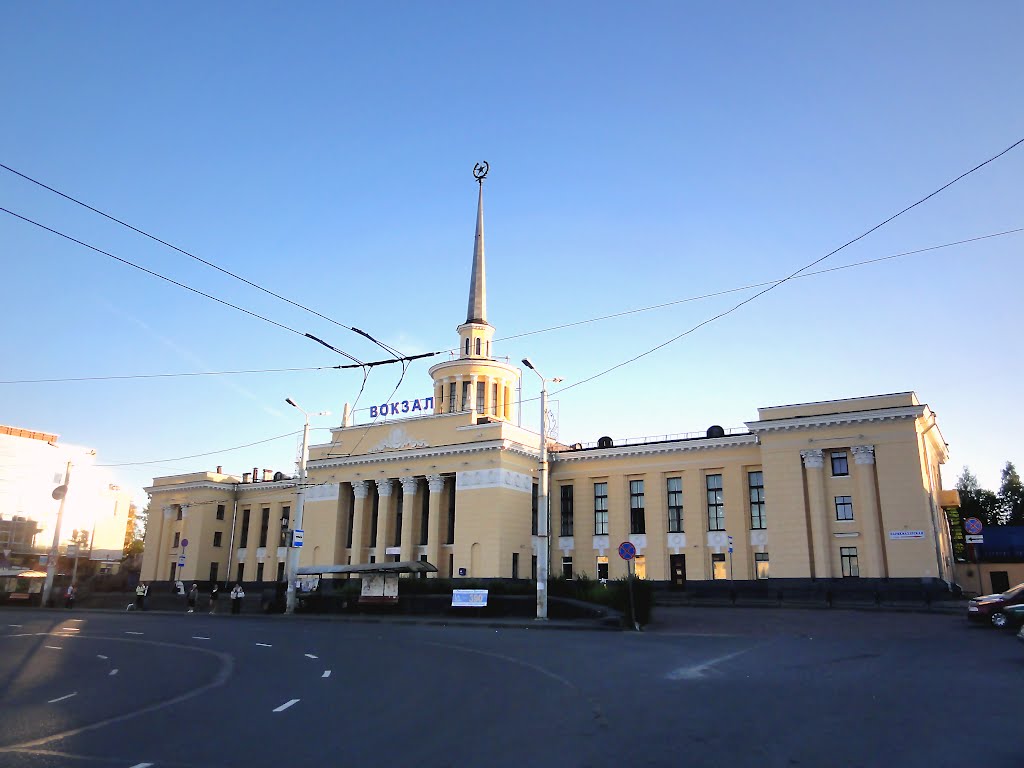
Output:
[0,606,1018,768]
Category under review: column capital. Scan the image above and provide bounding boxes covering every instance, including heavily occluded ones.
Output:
[851,445,876,465]
[352,480,370,499]
[427,474,445,493]
[400,476,418,495]
[800,449,824,469]
[376,478,394,497]
[162,505,175,517]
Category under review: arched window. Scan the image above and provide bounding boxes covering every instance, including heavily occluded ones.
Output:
[465,338,470,355]
[475,338,481,356]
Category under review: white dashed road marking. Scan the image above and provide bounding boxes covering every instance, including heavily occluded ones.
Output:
[192,636,210,640]
[8,624,22,628]
[48,692,77,704]
[273,699,300,713]
[125,631,144,636]
[256,642,272,647]
[97,654,108,660]
[666,647,754,681]
[109,669,119,676]
[44,646,62,650]
[129,763,154,768]
[304,653,318,659]
[322,670,331,678]
[62,627,80,631]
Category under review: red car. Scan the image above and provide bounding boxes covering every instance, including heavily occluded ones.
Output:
[968,582,1024,627]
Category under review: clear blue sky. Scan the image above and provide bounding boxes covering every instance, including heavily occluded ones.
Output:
[2,2,1022,507]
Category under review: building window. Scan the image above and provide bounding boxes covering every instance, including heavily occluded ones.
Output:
[256,562,264,582]
[209,562,219,583]
[491,383,498,415]
[476,380,485,412]
[448,553,453,577]
[240,509,250,547]
[706,474,725,531]
[347,485,356,548]
[667,477,683,532]
[420,485,429,546]
[176,506,182,521]
[594,482,609,535]
[394,487,403,547]
[749,471,766,530]
[531,482,539,535]
[448,382,456,413]
[280,505,291,546]
[560,485,574,537]
[259,507,270,547]
[512,552,519,579]
[634,554,647,580]
[173,532,180,548]
[461,381,470,411]
[831,451,849,477]
[216,504,225,521]
[475,337,481,355]
[835,496,854,521]
[711,552,727,580]
[169,563,177,581]
[562,556,573,579]
[213,531,222,547]
[841,547,860,577]
[277,562,285,582]
[531,555,537,580]
[446,477,456,544]
[597,555,609,581]
[629,479,645,534]
[236,563,244,583]
[755,552,769,579]
[464,338,470,355]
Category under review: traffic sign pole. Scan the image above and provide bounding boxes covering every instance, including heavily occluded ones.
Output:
[618,541,639,631]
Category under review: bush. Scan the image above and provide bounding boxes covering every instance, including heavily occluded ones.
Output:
[549,573,653,626]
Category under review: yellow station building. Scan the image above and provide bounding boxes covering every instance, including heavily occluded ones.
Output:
[142,177,960,590]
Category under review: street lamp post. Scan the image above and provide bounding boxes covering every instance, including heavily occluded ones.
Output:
[521,358,562,620]
[284,398,328,615]
[41,460,72,608]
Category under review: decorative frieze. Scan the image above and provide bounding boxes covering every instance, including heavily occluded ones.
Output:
[305,482,340,502]
[456,468,532,494]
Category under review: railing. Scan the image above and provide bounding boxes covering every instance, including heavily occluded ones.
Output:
[556,427,750,451]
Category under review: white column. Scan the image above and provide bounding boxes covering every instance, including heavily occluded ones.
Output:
[801,449,832,579]
[852,445,885,577]
[399,476,418,563]
[426,474,445,576]
[350,480,370,564]
[374,478,394,562]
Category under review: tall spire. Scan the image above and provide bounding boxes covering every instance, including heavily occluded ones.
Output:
[466,162,489,325]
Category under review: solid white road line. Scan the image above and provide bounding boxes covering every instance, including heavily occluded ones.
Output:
[48,692,77,704]
[192,636,211,640]
[8,624,22,628]
[128,763,154,768]
[96,654,108,660]
[125,631,144,635]
[304,653,318,659]
[44,646,62,650]
[69,618,84,622]
[322,670,331,678]
[272,699,300,713]
[109,669,119,676]
[256,642,272,647]
[61,627,81,631]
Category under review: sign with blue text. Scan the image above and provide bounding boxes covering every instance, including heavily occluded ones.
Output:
[369,397,434,419]
[451,589,488,607]
[292,530,304,547]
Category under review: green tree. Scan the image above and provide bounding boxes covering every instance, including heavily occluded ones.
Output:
[998,462,1024,526]
[956,467,1000,527]
[124,539,145,557]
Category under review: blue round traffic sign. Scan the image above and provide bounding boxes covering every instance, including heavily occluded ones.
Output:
[618,541,636,560]
[180,538,189,548]
[964,517,983,535]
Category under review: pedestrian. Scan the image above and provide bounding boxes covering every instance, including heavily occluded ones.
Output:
[64,583,77,609]
[187,583,198,613]
[209,582,219,614]
[230,583,245,614]
[135,581,148,611]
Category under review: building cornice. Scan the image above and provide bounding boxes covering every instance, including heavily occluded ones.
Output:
[745,405,924,434]
[145,478,300,496]
[308,438,539,471]
[551,434,758,463]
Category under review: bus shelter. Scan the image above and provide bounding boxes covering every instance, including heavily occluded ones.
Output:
[297,561,437,605]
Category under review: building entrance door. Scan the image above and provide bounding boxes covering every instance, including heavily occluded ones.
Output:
[670,554,686,589]
[990,571,1010,594]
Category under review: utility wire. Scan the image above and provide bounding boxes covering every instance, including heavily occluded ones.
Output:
[554,136,1024,397]
[0,205,365,366]
[2,225,1017,387]
[94,427,334,467]
[0,162,405,365]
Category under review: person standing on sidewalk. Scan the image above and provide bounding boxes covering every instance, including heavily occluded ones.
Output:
[209,582,219,614]
[64,583,77,609]
[187,583,198,613]
[230,583,245,614]
[135,582,148,611]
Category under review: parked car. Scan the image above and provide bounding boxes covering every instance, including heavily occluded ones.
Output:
[967,582,1024,627]
[1004,603,1024,628]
